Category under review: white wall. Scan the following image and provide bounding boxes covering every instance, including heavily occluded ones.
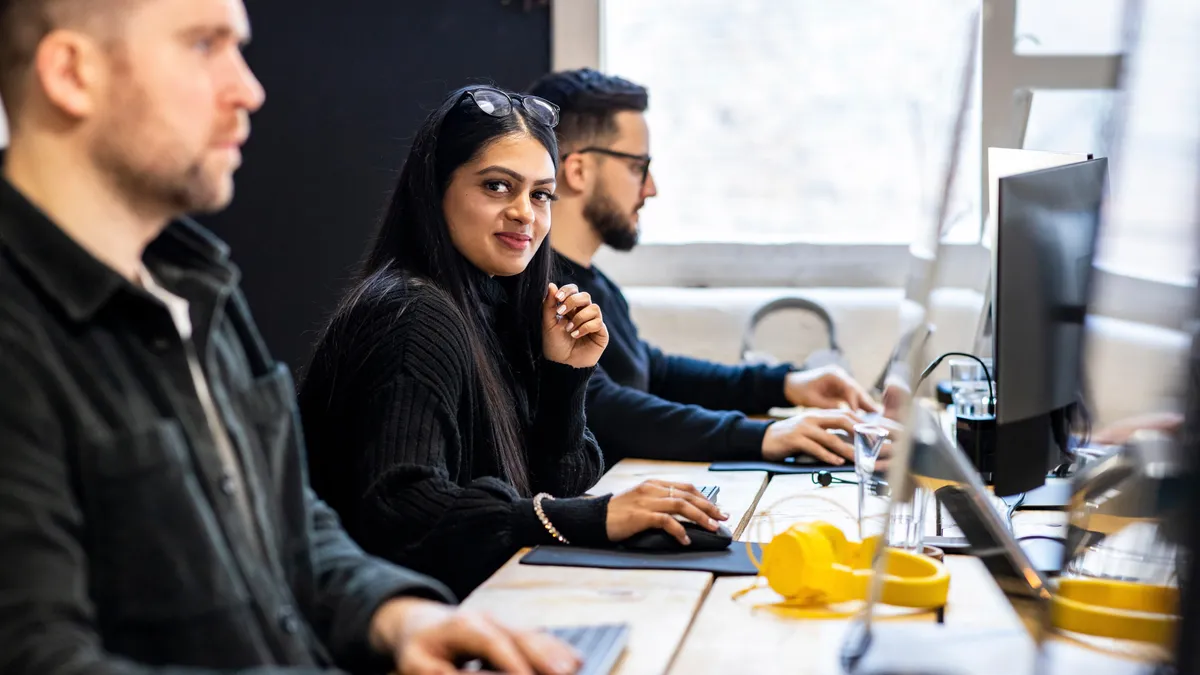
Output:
[621,285,1188,428]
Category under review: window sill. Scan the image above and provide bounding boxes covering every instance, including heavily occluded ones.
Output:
[593,241,1194,331]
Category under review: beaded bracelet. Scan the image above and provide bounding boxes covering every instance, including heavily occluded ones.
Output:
[533,492,570,544]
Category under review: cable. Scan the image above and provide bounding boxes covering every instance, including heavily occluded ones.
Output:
[811,471,858,487]
[916,351,995,416]
[1005,492,1026,528]
[1016,535,1067,544]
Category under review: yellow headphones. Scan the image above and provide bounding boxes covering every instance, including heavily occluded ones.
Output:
[747,521,950,611]
[1050,577,1179,647]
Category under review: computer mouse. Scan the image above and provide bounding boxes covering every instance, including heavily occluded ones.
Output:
[620,521,733,552]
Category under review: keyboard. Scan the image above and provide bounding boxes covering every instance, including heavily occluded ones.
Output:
[547,623,630,675]
[670,485,721,524]
[466,623,629,674]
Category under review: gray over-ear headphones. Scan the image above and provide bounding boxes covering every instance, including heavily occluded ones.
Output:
[739,296,851,373]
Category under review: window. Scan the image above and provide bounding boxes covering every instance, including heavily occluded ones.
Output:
[1014,0,1125,55]
[1015,1,1200,283]
[595,0,1199,287]
[602,0,981,246]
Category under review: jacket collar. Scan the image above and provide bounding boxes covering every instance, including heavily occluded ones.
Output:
[0,169,238,324]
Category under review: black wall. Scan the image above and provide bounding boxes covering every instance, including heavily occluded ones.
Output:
[200,1,551,375]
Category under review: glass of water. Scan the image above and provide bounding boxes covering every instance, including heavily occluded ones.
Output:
[854,422,931,552]
[854,424,891,539]
[886,484,931,553]
[949,357,993,419]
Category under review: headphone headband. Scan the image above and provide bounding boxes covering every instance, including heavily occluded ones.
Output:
[1051,577,1179,646]
[755,521,950,610]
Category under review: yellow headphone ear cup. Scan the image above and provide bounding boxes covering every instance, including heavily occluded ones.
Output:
[762,523,837,600]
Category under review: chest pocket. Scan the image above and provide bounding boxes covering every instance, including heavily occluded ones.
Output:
[80,418,251,623]
[230,363,302,527]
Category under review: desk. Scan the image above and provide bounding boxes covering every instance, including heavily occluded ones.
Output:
[462,551,712,675]
[669,557,1025,675]
[742,473,1070,542]
[594,458,716,481]
[741,475,879,542]
[466,459,1160,674]
[589,459,769,539]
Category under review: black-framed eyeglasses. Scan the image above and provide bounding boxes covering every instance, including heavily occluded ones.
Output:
[462,86,560,128]
[565,147,652,185]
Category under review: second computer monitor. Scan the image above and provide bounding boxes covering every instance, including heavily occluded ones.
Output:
[993,157,1108,495]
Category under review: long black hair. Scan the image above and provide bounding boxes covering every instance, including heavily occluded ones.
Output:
[317,85,559,497]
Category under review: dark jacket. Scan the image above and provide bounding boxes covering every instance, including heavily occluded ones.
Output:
[299,272,610,599]
[554,252,794,464]
[0,176,452,675]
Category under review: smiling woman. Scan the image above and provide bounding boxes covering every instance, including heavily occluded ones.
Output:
[298,84,728,598]
[442,140,558,277]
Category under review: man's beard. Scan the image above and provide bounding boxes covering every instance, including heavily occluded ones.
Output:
[91,78,230,217]
[583,185,640,252]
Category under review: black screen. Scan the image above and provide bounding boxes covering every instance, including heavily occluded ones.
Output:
[993,158,1107,495]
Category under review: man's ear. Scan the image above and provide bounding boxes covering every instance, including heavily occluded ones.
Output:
[560,151,591,194]
[34,29,106,120]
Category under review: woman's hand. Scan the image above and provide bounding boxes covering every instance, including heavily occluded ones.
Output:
[542,283,609,368]
[605,480,729,546]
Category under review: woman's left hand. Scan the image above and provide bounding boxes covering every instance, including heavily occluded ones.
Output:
[542,283,608,368]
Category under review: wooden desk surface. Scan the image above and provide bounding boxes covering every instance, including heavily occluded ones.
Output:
[741,475,877,542]
[595,458,715,478]
[588,459,769,539]
[669,556,1028,675]
[463,458,1160,675]
[462,550,712,675]
[742,473,1071,541]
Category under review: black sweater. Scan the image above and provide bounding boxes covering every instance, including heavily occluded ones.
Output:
[555,252,794,464]
[298,272,609,599]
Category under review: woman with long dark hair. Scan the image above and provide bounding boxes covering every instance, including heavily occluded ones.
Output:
[299,85,727,597]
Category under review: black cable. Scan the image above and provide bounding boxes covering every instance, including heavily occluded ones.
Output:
[1016,535,1067,544]
[1005,492,1026,527]
[916,351,995,416]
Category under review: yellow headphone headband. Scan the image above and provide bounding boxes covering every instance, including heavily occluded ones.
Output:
[751,521,950,610]
[1051,577,1179,646]
[746,515,1178,647]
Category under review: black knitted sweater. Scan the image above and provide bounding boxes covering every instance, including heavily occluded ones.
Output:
[299,271,609,599]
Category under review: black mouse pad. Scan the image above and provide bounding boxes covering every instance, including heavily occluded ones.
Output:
[520,543,764,576]
[708,460,857,475]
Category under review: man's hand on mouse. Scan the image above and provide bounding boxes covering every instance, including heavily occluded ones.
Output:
[762,409,867,464]
[605,480,729,546]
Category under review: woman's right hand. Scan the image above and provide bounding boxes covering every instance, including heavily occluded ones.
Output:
[605,480,729,546]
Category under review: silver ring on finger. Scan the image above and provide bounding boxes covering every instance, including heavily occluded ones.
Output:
[668,486,674,500]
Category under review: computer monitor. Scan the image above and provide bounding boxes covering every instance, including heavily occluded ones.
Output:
[1171,283,1200,673]
[991,158,1108,496]
[972,148,1094,358]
